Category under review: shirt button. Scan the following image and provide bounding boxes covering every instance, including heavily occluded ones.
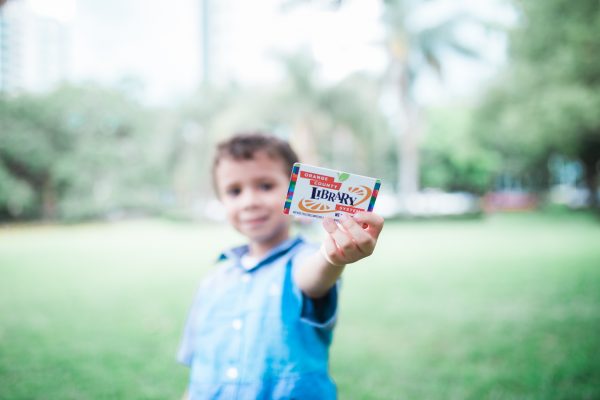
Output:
[241,274,251,283]
[232,319,243,331]
[226,367,239,380]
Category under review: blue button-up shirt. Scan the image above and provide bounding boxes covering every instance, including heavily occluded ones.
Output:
[178,236,339,399]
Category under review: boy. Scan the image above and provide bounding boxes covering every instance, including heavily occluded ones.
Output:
[178,133,384,399]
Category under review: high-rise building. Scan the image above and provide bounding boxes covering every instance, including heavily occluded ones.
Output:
[0,0,70,93]
[0,0,24,92]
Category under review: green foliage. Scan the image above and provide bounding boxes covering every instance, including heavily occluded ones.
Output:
[0,164,35,216]
[0,94,72,219]
[383,0,481,87]
[316,73,394,179]
[422,106,499,193]
[0,85,169,221]
[382,0,485,193]
[185,52,395,182]
[0,60,396,222]
[473,0,600,197]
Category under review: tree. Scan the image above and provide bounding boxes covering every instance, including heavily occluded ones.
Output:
[421,106,498,194]
[269,51,393,178]
[194,50,392,181]
[473,0,600,207]
[383,0,485,194]
[286,0,483,195]
[0,84,168,220]
[0,94,75,219]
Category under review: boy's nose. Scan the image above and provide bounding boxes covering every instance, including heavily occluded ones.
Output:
[240,189,261,209]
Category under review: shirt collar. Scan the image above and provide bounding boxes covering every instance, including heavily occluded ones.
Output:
[217,235,305,272]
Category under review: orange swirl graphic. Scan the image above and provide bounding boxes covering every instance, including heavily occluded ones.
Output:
[348,185,372,206]
[298,199,335,214]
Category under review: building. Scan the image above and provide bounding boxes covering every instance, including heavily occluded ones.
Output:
[0,0,24,92]
[0,0,70,94]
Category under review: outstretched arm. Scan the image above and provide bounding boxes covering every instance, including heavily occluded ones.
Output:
[293,212,384,299]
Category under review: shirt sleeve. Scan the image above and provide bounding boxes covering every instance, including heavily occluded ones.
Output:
[291,243,340,330]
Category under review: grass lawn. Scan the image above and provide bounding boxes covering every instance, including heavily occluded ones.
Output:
[1,212,599,399]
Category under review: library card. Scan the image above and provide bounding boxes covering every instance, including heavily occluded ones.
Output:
[283,163,381,220]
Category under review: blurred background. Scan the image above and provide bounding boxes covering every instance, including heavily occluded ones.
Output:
[1,0,599,399]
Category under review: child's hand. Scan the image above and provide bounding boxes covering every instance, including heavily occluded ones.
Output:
[320,212,384,267]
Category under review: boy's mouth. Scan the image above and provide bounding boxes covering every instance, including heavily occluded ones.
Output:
[241,216,269,228]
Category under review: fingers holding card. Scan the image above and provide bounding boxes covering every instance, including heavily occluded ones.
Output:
[283,163,384,266]
[321,212,384,265]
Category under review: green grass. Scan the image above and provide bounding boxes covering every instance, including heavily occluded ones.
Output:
[1,212,599,399]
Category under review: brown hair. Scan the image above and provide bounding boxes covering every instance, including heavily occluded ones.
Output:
[212,132,299,193]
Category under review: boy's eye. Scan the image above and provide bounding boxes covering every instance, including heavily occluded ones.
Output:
[259,182,274,191]
[226,187,241,197]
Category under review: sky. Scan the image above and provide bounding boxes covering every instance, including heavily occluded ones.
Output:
[28,0,515,105]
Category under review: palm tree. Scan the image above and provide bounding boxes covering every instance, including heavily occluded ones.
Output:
[285,0,481,195]
[272,51,324,165]
[383,0,480,194]
[272,51,389,174]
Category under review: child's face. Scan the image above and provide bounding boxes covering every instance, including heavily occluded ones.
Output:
[215,151,291,249]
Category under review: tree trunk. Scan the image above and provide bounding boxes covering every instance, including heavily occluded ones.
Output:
[584,166,598,209]
[397,97,421,195]
[580,135,600,210]
[41,178,57,220]
[396,64,421,196]
[581,159,599,210]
